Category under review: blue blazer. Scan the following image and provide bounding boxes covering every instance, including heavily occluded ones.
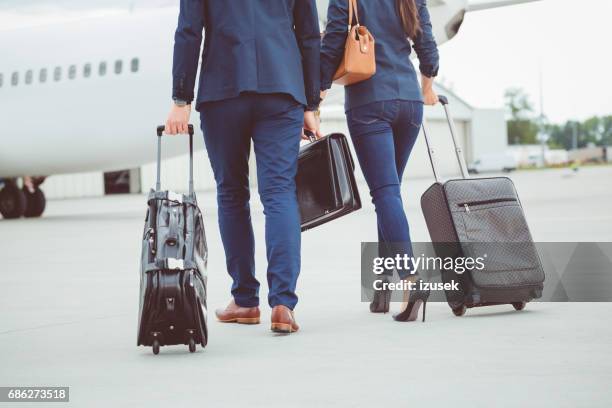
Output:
[172,0,321,111]
[321,0,439,111]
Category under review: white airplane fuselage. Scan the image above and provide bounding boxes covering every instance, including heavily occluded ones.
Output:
[0,6,183,177]
[0,0,538,178]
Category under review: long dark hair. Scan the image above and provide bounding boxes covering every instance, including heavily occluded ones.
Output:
[396,0,421,40]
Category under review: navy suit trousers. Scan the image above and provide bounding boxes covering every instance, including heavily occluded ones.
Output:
[200,93,303,309]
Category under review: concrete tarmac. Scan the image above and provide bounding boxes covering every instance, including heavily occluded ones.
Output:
[1,167,611,407]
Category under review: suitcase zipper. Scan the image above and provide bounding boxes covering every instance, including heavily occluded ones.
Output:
[458,198,517,212]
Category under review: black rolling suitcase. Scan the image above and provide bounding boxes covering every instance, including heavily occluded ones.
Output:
[297,132,362,231]
[420,97,544,316]
[137,125,208,355]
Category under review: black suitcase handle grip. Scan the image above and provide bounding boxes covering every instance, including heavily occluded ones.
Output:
[156,124,194,137]
[438,95,449,105]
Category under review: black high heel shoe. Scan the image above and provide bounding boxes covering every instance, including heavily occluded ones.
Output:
[393,279,430,322]
[370,275,391,313]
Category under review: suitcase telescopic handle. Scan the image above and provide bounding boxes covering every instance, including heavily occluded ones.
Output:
[155,125,195,195]
[422,95,470,182]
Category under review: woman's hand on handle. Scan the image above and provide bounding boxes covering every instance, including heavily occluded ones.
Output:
[423,88,439,106]
[421,74,439,106]
[165,103,192,135]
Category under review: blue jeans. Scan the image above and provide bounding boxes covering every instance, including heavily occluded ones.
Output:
[347,100,424,279]
[200,93,303,309]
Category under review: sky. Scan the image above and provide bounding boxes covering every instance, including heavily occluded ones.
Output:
[438,0,612,123]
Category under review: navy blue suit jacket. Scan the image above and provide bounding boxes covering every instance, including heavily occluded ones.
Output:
[172,0,321,111]
[321,0,439,111]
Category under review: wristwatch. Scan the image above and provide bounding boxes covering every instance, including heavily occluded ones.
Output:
[173,98,189,107]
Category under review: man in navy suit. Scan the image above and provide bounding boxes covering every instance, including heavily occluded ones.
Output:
[165,0,321,334]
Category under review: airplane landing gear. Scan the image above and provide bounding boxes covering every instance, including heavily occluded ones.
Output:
[22,177,47,218]
[23,186,46,218]
[0,180,27,219]
[0,178,47,219]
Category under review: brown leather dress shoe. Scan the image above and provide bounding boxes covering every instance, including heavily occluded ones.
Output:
[270,305,299,333]
[215,300,260,324]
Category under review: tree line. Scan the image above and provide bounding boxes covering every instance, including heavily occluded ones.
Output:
[504,88,612,150]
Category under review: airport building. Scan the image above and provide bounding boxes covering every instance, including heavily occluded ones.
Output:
[42,84,508,199]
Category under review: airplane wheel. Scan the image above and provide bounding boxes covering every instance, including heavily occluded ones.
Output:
[0,181,26,219]
[23,187,46,218]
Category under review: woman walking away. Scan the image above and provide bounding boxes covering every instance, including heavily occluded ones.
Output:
[320,0,440,321]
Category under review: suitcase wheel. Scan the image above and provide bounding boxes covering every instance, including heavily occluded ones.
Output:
[512,302,526,311]
[152,339,160,355]
[452,305,466,317]
[188,337,196,353]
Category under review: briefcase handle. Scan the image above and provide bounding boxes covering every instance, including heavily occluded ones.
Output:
[304,129,318,143]
[422,96,471,183]
[155,124,195,195]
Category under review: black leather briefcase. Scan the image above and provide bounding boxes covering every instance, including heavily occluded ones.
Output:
[297,133,362,231]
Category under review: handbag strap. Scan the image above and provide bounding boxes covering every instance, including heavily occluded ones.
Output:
[347,0,360,31]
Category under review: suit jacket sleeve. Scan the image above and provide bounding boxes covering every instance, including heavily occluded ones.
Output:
[320,0,348,91]
[293,0,322,111]
[412,0,439,78]
[172,0,206,103]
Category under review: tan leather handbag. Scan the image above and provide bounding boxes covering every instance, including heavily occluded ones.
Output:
[332,0,376,86]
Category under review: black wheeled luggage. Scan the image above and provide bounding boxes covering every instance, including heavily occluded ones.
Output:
[297,132,362,231]
[420,97,545,316]
[137,125,208,355]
